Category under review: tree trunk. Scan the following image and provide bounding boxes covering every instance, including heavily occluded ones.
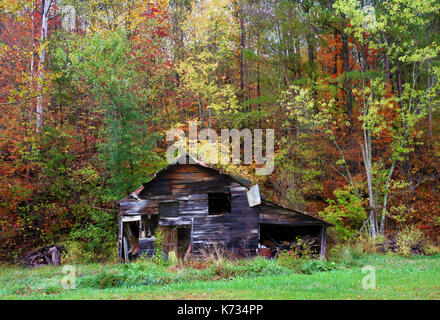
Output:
[246,59,251,128]
[239,13,245,113]
[427,58,433,145]
[306,34,317,109]
[361,133,378,238]
[341,30,354,146]
[379,161,396,235]
[383,33,391,85]
[256,55,262,129]
[395,58,404,100]
[36,0,51,132]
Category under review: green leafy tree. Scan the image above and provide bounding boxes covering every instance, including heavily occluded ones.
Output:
[177,0,240,129]
[320,187,367,240]
[333,0,440,236]
[54,30,162,199]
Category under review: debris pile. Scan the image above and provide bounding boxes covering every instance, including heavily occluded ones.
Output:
[378,238,425,255]
[19,245,66,267]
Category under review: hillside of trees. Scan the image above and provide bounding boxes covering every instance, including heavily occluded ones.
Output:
[0,0,439,262]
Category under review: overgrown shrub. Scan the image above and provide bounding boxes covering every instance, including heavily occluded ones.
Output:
[277,250,340,273]
[151,229,168,266]
[61,241,95,264]
[197,242,231,265]
[396,226,424,257]
[277,251,306,271]
[94,272,126,289]
[227,257,290,277]
[328,243,365,267]
[77,261,175,289]
[61,240,118,264]
[319,188,367,241]
[358,235,387,254]
[74,252,355,290]
[66,208,117,263]
[424,243,440,256]
[299,259,338,274]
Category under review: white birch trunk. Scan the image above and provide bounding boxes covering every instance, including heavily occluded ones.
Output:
[36,0,51,132]
[360,126,378,237]
[379,161,396,235]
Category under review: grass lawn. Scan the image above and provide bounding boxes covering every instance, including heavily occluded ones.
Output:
[0,254,439,300]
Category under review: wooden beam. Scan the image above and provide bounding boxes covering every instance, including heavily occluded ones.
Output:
[320,224,327,259]
[260,220,326,226]
[117,219,123,263]
[121,215,141,222]
[123,236,129,263]
[190,217,194,255]
[139,216,143,238]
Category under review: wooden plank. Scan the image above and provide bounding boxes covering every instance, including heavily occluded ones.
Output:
[123,236,129,263]
[230,186,247,192]
[118,163,265,255]
[158,217,192,226]
[121,215,141,222]
[320,225,327,258]
[260,220,324,226]
[119,200,158,215]
[118,219,123,262]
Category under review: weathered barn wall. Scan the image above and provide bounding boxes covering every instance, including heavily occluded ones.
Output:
[119,164,259,258]
[118,157,331,261]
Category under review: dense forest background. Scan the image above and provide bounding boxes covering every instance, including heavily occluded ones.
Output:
[0,0,439,262]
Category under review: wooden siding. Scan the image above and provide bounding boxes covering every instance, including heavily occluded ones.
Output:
[119,164,260,255]
[118,161,330,261]
[259,203,326,226]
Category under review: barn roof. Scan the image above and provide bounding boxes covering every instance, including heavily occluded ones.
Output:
[120,153,332,226]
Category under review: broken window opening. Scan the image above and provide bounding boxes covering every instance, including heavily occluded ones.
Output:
[208,192,232,215]
[140,214,159,238]
[159,202,179,217]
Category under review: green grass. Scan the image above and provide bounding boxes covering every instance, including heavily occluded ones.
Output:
[0,254,439,300]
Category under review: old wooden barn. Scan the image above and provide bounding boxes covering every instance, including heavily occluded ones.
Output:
[118,154,331,262]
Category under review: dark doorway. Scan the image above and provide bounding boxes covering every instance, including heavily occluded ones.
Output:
[259,224,321,256]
